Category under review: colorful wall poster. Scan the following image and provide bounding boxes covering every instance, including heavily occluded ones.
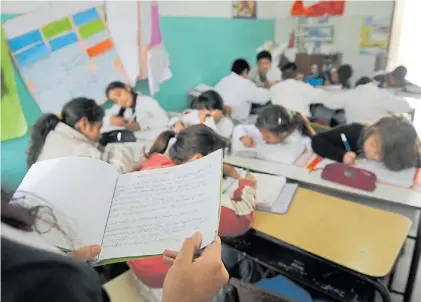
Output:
[105,0,172,95]
[1,27,28,141]
[3,2,127,114]
[360,16,391,55]
[232,1,257,19]
[291,1,345,17]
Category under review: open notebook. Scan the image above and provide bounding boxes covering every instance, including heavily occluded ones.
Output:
[223,171,295,214]
[14,150,223,264]
[232,142,307,165]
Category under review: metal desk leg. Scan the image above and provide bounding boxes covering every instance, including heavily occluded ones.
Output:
[404,219,421,302]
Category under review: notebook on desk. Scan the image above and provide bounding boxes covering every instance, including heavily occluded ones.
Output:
[232,142,307,165]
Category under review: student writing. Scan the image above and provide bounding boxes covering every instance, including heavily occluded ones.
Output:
[314,76,411,124]
[233,104,313,148]
[215,58,270,121]
[248,50,282,88]
[128,125,257,288]
[311,115,421,171]
[103,81,169,132]
[27,97,135,173]
[270,63,325,116]
[169,90,234,138]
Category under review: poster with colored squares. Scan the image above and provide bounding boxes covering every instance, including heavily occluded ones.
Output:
[3,2,127,113]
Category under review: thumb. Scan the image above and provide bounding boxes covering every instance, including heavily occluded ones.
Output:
[68,244,101,261]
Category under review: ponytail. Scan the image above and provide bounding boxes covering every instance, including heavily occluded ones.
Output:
[145,130,176,158]
[27,114,60,168]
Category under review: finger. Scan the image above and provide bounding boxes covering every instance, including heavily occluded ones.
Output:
[163,249,178,259]
[162,256,175,267]
[68,244,101,261]
[176,232,202,264]
[197,237,222,261]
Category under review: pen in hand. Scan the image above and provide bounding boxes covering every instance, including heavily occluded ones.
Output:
[341,133,351,152]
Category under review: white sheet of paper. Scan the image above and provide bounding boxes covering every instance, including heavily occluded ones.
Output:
[99,149,223,260]
[263,183,298,214]
[14,157,118,250]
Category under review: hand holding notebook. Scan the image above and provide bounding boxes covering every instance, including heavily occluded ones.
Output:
[14,150,223,264]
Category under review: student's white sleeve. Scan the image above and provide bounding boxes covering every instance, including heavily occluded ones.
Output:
[312,91,348,110]
[232,124,250,142]
[135,96,169,129]
[103,104,121,125]
[268,66,282,82]
[247,82,270,105]
[248,66,259,84]
[205,116,234,139]
[382,92,411,114]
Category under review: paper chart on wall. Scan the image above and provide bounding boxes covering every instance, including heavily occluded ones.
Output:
[3,2,127,113]
[105,0,172,95]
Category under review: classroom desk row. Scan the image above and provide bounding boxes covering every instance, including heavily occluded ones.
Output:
[224,155,421,302]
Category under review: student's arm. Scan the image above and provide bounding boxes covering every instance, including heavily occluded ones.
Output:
[311,123,364,162]
[135,96,169,130]
[207,116,234,139]
[103,104,123,127]
[381,91,411,114]
[247,81,270,105]
[218,179,256,237]
[102,144,137,174]
[232,124,251,142]
[311,91,348,110]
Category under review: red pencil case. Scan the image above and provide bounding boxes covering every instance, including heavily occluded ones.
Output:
[321,163,377,192]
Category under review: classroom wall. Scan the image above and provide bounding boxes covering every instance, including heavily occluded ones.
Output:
[1,1,275,189]
[274,0,395,83]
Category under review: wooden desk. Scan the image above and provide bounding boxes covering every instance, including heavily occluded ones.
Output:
[253,188,412,278]
[225,155,421,209]
[104,272,144,302]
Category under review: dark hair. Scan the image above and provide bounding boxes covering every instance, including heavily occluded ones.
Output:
[337,64,353,89]
[231,59,250,76]
[281,63,298,80]
[256,51,272,62]
[148,125,229,164]
[192,90,225,112]
[27,97,104,168]
[392,65,407,86]
[361,115,420,171]
[355,76,373,87]
[255,104,305,136]
[105,81,137,116]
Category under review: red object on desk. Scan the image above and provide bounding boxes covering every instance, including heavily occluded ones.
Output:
[321,163,377,192]
[307,156,323,171]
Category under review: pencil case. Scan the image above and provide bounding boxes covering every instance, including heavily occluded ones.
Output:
[321,163,377,192]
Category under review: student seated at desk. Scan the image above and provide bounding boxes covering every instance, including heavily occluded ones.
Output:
[128,125,257,288]
[248,50,282,88]
[312,115,421,171]
[103,81,169,132]
[233,104,313,149]
[214,58,270,121]
[314,76,411,124]
[270,63,325,116]
[168,90,234,138]
[27,97,135,173]
[324,64,353,89]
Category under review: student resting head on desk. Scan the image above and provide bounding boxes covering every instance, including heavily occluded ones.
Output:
[374,65,408,89]
[168,90,234,139]
[128,124,257,288]
[214,58,270,122]
[248,50,282,88]
[104,81,169,132]
[27,97,136,174]
[233,104,315,148]
[311,115,421,171]
[1,189,229,302]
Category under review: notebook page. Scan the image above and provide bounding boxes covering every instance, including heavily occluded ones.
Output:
[99,149,223,261]
[14,157,118,250]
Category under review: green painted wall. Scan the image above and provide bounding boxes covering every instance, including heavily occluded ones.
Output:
[1,14,274,189]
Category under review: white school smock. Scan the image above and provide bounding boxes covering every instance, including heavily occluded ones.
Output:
[314,82,411,124]
[102,95,169,132]
[269,79,325,116]
[249,64,282,87]
[168,109,234,139]
[214,72,270,121]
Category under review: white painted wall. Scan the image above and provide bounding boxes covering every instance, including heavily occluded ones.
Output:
[1,0,278,19]
[274,0,395,83]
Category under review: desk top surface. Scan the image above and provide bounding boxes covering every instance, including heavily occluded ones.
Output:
[225,155,421,209]
[104,272,144,302]
[253,188,412,277]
